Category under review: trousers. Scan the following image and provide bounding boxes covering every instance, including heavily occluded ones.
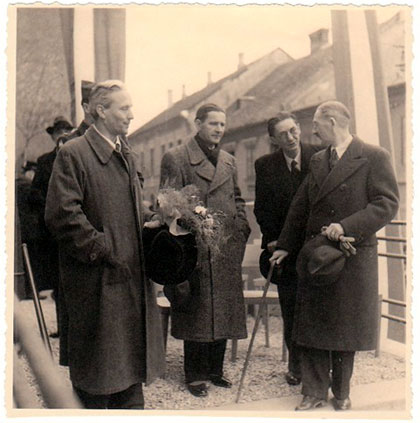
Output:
[300,346,355,400]
[73,383,144,409]
[277,284,301,377]
[184,339,227,383]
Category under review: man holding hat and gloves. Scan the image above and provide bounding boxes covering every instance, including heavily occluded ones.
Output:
[271,100,399,411]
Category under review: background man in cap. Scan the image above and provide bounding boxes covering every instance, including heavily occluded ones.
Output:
[160,103,250,398]
[45,80,165,408]
[271,100,399,411]
[254,111,321,387]
[65,80,95,141]
[28,116,74,332]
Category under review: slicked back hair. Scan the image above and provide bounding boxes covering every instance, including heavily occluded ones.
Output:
[89,80,126,121]
[316,101,351,128]
[195,103,226,122]
[267,112,299,137]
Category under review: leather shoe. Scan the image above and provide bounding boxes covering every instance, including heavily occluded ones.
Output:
[285,372,301,385]
[210,375,232,388]
[333,397,352,411]
[187,382,208,397]
[295,395,327,411]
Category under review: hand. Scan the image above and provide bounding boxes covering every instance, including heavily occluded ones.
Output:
[143,213,163,229]
[267,241,278,253]
[321,223,344,241]
[269,249,289,266]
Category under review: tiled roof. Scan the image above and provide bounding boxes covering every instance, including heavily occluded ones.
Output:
[225,12,405,133]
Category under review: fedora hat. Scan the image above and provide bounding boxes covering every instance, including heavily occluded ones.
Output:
[259,249,284,285]
[142,225,197,286]
[46,116,73,135]
[297,234,346,287]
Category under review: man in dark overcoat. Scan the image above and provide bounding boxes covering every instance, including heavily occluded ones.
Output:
[45,80,165,409]
[254,112,321,386]
[160,103,250,397]
[271,101,399,411]
[28,117,73,328]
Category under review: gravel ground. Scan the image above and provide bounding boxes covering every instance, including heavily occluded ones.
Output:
[16,291,406,410]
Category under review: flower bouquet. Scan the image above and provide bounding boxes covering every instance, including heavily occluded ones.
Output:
[155,184,227,255]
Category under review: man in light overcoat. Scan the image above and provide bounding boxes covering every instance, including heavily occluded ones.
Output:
[45,80,165,409]
[271,101,399,411]
[160,103,250,397]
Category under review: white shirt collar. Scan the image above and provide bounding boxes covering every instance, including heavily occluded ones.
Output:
[333,134,353,159]
[92,124,122,151]
[283,146,301,172]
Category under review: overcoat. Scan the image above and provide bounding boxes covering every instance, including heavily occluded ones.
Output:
[277,137,399,351]
[45,126,166,395]
[254,143,321,289]
[160,137,250,342]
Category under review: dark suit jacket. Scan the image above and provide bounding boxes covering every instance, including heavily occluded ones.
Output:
[254,143,321,286]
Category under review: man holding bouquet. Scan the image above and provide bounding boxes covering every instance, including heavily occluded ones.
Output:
[160,103,251,397]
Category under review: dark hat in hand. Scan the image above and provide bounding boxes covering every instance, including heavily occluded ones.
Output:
[297,234,346,287]
[46,116,73,135]
[142,225,197,286]
[259,249,283,285]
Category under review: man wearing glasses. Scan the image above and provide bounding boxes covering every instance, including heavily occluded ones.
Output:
[254,111,322,387]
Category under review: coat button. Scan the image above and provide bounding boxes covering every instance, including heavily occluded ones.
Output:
[330,209,335,215]
[90,252,97,262]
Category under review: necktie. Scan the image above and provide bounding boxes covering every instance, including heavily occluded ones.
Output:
[291,159,299,176]
[115,141,122,153]
[329,148,339,170]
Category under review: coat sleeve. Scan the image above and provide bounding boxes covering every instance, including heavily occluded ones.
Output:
[254,158,278,243]
[160,150,186,190]
[276,175,310,254]
[45,148,110,264]
[340,148,399,242]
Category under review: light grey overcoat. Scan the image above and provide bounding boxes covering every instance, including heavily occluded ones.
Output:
[160,137,250,342]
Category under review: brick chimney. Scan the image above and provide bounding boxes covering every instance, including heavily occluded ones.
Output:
[238,52,245,69]
[168,89,173,108]
[309,28,329,54]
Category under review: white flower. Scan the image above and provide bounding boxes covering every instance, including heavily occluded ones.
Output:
[194,205,207,216]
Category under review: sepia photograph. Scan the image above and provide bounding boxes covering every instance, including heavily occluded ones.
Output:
[3,2,415,422]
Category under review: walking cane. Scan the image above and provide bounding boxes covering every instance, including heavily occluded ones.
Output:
[236,260,278,403]
[21,243,53,357]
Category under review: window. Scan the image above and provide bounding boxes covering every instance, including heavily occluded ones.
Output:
[177,139,182,145]
[244,138,256,181]
[169,142,174,149]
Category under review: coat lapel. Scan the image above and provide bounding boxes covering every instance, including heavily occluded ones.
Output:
[85,126,115,165]
[314,138,368,204]
[209,150,235,193]
[186,138,216,183]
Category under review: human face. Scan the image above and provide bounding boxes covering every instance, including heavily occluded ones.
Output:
[52,128,72,147]
[312,109,334,144]
[195,111,226,145]
[102,89,134,137]
[271,118,301,158]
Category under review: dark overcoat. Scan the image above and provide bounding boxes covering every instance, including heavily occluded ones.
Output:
[277,137,399,351]
[45,126,166,395]
[254,143,321,289]
[160,138,250,342]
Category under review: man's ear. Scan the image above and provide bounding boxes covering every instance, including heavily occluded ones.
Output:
[329,117,336,127]
[194,118,202,132]
[96,104,106,120]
